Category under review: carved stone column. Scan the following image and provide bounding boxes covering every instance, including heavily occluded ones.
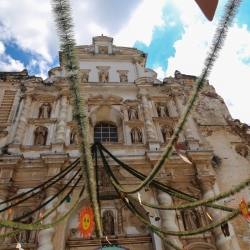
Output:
[54,94,68,142]
[133,58,142,78]
[13,94,33,143]
[188,151,233,250]
[157,190,183,250]
[173,94,199,150]
[166,99,178,117]
[114,199,124,235]
[139,91,156,139]
[37,185,60,250]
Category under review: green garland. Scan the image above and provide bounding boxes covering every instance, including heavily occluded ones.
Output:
[106,0,242,195]
[1,163,80,214]
[123,195,240,236]
[127,193,235,213]
[0,174,83,239]
[98,143,195,199]
[51,0,102,237]
[0,182,85,231]
[154,230,182,250]
[14,169,81,223]
[0,158,80,205]
[98,144,241,212]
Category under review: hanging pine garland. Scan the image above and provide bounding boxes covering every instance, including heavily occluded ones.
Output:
[51,0,102,237]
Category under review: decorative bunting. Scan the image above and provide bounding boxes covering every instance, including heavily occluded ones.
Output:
[206,212,213,221]
[137,192,142,205]
[195,0,219,21]
[221,223,230,237]
[8,208,13,215]
[16,243,24,250]
[174,141,192,164]
[239,198,250,223]
[66,195,71,203]
[78,207,95,238]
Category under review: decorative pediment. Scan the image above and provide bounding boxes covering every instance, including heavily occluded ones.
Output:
[123,99,141,107]
[134,77,154,86]
[88,94,123,105]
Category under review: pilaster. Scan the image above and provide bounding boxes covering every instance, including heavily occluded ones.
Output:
[12,94,33,144]
[138,89,160,150]
[188,151,234,250]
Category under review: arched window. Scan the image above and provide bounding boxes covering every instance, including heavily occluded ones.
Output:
[94,123,118,142]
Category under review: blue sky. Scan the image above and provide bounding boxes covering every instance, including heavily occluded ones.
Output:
[0,0,249,124]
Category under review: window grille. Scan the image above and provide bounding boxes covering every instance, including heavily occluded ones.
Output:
[94,123,118,142]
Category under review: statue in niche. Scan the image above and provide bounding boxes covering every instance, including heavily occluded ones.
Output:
[102,211,115,235]
[82,73,89,82]
[34,126,47,146]
[18,211,32,243]
[183,209,197,231]
[99,71,108,82]
[161,125,173,142]
[131,127,142,143]
[236,146,249,158]
[70,129,79,145]
[39,103,51,118]
[128,106,138,120]
[120,74,128,83]
[158,103,168,117]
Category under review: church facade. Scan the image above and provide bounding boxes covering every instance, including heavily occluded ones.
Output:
[0,36,249,250]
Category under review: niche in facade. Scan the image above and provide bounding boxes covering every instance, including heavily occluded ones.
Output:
[38,103,52,119]
[131,127,142,143]
[156,103,169,117]
[97,66,110,83]
[182,208,200,231]
[34,126,48,146]
[102,210,115,236]
[128,106,139,120]
[117,70,128,83]
[161,125,173,142]
[235,144,249,158]
[70,127,79,145]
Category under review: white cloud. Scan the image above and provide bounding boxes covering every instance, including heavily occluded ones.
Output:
[0,41,24,71]
[114,0,166,46]
[154,66,165,80]
[165,2,250,124]
[0,1,56,62]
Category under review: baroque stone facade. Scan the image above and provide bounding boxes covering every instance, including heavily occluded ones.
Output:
[0,36,249,250]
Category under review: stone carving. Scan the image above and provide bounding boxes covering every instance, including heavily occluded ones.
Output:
[236,145,249,158]
[120,74,128,83]
[102,210,115,235]
[131,127,142,143]
[183,209,198,231]
[82,73,89,82]
[174,70,182,79]
[70,128,79,145]
[174,70,184,84]
[157,103,169,117]
[128,106,138,120]
[161,125,173,142]
[18,212,32,243]
[99,46,108,54]
[34,126,48,146]
[0,144,11,155]
[99,71,109,82]
[39,103,52,118]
